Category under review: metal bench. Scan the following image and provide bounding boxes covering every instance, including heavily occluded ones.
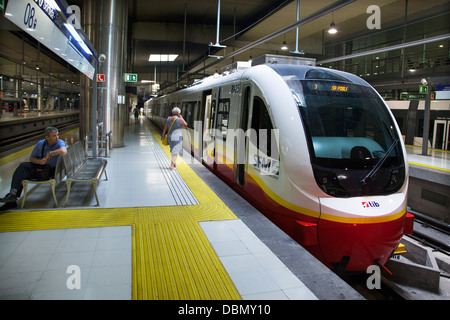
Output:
[21,155,65,209]
[63,141,108,206]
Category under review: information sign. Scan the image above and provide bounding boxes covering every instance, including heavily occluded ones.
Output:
[5,0,97,79]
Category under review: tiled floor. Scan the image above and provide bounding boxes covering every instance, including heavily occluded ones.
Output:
[200,220,317,300]
[0,226,132,300]
[0,117,318,300]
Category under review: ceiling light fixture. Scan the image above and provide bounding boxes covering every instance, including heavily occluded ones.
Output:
[149,54,179,62]
[328,22,337,34]
[281,41,288,51]
[328,11,337,34]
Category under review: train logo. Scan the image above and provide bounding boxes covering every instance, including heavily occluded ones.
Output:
[252,155,280,176]
[362,201,380,208]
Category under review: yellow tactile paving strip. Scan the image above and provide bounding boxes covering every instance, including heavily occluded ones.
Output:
[0,122,241,300]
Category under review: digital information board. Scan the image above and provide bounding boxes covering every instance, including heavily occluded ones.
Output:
[5,0,98,80]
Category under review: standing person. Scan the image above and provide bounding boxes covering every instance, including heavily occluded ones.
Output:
[0,127,67,211]
[161,107,187,170]
[133,107,140,123]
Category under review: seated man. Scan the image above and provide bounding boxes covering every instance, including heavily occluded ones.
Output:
[0,126,67,211]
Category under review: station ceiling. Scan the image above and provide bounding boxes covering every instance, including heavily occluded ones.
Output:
[1,0,449,93]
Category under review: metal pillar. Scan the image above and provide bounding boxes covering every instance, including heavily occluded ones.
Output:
[99,0,127,148]
[422,79,432,156]
[81,0,127,151]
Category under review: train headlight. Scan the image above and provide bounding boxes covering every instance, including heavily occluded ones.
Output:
[314,167,350,197]
[383,168,404,193]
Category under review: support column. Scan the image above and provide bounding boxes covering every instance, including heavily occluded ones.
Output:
[81,0,127,149]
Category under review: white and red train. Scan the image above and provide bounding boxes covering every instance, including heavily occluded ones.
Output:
[145,55,414,272]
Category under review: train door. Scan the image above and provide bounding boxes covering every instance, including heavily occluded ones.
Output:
[236,85,251,186]
[201,89,217,168]
[432,119,450,151]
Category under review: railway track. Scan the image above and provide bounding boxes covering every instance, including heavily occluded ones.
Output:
[0,112,79,155]
[409,210,450,256]
[342,210,450,300]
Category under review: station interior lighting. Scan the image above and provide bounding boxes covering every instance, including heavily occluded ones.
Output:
[328,21,337,34]
[149,54,179,62]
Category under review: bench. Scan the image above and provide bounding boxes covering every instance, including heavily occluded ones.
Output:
[63,141,108,206]
[21,155,65,209]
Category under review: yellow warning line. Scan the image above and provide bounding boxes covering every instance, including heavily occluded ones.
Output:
[0,123,240,300]
[408,161,450,173]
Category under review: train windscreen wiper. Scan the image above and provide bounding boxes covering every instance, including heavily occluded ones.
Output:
[361,139,399,185]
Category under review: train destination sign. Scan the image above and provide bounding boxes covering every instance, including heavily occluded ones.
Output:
[5,0,98,80]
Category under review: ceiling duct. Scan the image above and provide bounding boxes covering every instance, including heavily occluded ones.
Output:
[251,54,316,67]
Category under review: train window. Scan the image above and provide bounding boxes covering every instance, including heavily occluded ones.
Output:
[216,99,230,140]
[251,97,279,159]
[185,102,194,128]
[192,102,199,127]
[289,79,405,197]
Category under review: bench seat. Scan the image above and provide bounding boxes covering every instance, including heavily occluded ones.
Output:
[21,155,65,208]
[63,142,108,206]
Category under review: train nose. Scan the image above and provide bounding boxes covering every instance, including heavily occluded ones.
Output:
[317,213,413,271]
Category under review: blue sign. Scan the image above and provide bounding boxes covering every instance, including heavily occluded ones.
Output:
[436,85,450,91]
[5,0,97,79]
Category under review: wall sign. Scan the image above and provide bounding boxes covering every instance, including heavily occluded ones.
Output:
[5,0,98,79]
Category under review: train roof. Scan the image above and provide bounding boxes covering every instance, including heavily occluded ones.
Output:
[147,55,373,102]
[267,64,372,87]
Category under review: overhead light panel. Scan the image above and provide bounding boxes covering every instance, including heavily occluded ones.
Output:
[149,54,178,62]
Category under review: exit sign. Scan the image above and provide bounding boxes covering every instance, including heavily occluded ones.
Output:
[125,73,138,82]
[0,0,4,13]
[419,85,428,95]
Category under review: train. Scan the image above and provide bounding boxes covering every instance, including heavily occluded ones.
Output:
[144,55,414,272]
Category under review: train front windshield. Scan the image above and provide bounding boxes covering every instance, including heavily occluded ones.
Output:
[286,78,405,198]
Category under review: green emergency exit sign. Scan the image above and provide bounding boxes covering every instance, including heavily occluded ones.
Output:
[0,0,5,13]
[419,85,428,95]
[124,73,138,83]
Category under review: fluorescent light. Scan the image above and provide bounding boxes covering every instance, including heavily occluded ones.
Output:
[149,54,178,62]
[65,23,83,42]
[141,80,155,83]
[64,23,93,55]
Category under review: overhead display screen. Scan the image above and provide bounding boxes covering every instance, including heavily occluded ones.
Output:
[5,0,97,79]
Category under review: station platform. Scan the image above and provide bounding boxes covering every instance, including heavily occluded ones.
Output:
[405,146,450,223]
[0,117,362,300]
[406,146,450,173]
